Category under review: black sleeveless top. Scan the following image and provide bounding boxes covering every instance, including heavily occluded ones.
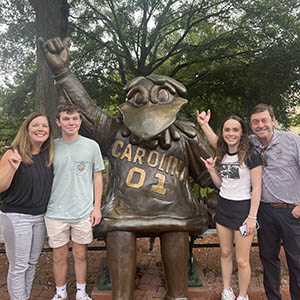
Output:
[0,152,53,215]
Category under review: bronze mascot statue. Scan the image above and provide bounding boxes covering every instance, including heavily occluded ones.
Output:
[39,37,213,300]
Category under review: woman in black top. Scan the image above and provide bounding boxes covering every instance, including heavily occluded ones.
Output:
[0,112,54,300]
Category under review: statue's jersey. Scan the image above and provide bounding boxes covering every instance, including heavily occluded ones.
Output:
[98,132,210,234]
[55,73,213,234]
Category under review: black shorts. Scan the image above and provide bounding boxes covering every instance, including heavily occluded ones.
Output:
[215,194,250,230]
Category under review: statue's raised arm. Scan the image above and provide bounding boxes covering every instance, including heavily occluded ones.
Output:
[39,37,117,154]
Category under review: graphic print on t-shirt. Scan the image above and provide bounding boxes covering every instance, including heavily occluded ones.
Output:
[220,162,240,179]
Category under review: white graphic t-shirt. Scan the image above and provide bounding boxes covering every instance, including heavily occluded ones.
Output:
[219,151,261,201]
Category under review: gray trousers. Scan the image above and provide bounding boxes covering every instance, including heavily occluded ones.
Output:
[0,211,46,300]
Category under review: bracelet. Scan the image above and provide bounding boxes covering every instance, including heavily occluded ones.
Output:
[247,215,257,220]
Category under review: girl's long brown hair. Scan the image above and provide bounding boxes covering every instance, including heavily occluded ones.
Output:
[216,115,252,166]
[11,112,54,167]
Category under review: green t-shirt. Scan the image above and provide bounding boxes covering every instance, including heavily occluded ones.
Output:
[46,135,104,222]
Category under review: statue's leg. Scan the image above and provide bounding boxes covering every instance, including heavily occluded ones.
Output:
[160,231,190,300]
[106,231,136,300]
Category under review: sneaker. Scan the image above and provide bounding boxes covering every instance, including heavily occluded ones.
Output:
[51,294,68,300]
[76,293,92,300]
[237,296,249,300]
[221,287,235,300]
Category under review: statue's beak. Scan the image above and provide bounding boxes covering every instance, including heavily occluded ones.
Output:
[118,97,187,141]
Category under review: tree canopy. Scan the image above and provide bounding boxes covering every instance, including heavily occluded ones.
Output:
[0,0,300,136]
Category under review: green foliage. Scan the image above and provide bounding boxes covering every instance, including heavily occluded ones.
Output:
[67,0,300,127]
[1,0,300,129]
[0,56,36,150]
[0,0,36,80]
[0,104,18,154]
[1,56,36,116]
[0,1,36,142]
[175,0,300,129]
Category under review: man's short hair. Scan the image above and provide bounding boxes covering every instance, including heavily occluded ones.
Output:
[250,103,275,120]
[56,104,82,120]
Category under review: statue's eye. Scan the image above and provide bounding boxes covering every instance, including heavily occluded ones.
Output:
[133,92,145,105]
[126,85,148,107]
[157,89,169,103]
[150,84,175,104]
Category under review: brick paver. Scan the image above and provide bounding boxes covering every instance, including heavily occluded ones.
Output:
[0,236,291,299]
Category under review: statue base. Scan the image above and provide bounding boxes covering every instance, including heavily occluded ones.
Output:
[91,257,222,299]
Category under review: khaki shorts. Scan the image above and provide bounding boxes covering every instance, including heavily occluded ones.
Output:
[44,216,93,248]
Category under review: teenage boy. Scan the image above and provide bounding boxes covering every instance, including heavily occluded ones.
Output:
[45,104,104,300]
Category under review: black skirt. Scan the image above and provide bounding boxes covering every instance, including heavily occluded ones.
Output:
[215,194,250,230]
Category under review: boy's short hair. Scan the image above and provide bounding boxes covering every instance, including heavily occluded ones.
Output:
[56,104,82,120]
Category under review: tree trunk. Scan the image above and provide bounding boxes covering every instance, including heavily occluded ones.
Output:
[29,0,69,137]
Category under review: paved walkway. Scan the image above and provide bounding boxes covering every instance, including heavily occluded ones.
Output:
[0,236,291,299]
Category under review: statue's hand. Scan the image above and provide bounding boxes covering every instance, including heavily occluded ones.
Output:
[38,37,71,76]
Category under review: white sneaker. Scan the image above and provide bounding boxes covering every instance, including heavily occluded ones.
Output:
[237,296,249,300]
[51,294,68,300]
[76,293,92,300]
[221,287,235,300]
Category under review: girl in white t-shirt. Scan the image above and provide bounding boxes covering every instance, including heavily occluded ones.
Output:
[198,113,262,300]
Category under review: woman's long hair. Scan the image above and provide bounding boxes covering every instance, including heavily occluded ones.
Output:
[216,115,251,166]
[11,112,54,167]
